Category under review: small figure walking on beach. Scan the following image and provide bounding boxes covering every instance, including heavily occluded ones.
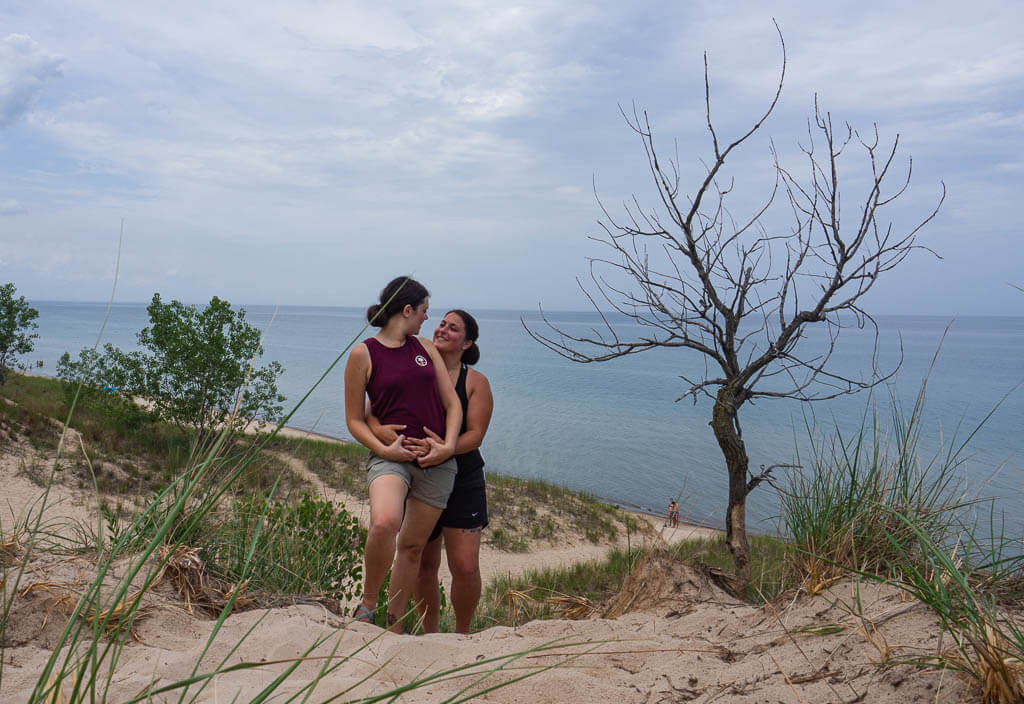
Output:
[668,499,680,528]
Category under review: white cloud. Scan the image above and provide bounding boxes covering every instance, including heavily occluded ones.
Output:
[0,198,25,215]
[0,34,63,127]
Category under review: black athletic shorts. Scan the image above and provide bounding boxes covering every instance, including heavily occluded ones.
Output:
[429,478,488,542]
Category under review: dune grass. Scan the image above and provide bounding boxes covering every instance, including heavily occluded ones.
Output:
[0,373,311,501]
[263,433,370,498]
[777,379,1024,702]
[779,391,981,594]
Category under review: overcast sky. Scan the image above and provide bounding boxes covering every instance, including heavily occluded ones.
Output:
[1,1,1022,314]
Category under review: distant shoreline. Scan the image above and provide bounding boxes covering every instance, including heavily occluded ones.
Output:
[20,299,1024,320]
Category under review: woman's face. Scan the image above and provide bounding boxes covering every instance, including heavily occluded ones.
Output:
[407,299,429,334]
[433,312,470,354]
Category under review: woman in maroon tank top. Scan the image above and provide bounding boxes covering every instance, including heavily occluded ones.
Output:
[344,276,463,631]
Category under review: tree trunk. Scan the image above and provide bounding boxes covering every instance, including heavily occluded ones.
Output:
[710,386,750,597]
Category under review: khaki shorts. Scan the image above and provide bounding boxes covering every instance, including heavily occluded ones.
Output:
[365,454,457,509]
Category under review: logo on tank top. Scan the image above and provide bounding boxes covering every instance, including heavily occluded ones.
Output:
[414,355,428,367]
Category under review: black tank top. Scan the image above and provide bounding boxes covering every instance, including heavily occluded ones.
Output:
[454,364,485,480]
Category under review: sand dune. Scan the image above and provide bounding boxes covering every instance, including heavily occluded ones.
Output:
[0,428,972,703]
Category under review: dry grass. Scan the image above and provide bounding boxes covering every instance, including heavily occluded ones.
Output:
[545,593,595,620]
[952,619,1024,704]
[157,544,254,615]
[502,587,537,629]
[18,581,78,629]
[42,673,67,704]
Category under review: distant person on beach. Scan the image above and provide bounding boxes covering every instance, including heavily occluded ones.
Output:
[669,499,680,528]
[344,276,463,632]
[370,309,492,633]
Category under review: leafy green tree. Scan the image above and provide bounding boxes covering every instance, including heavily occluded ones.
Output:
[60,294,284,438]
[0,282,40,386]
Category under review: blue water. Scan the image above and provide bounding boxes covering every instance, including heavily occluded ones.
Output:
[23,301,1024,537]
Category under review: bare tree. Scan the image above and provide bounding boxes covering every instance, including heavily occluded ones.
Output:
[524,33,944,596]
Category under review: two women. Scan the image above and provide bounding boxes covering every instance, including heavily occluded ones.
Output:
[344,277,463,631]
[371,309,492,633]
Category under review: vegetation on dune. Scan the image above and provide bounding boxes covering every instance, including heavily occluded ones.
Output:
[475,534,791,631]
[57,293,285,443]
[1,401,567,702]
[0,282,39,387]
[263,433,370,498]
[780,388,980,594]
[485,473,643,548]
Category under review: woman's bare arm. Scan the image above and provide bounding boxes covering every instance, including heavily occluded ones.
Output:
[344,343,415,462]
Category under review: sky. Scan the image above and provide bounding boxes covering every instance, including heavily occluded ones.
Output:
[1,1,1022,315]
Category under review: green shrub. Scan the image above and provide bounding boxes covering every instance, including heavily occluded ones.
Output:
[213,492,365,598]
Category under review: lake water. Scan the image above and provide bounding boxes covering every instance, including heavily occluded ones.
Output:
[24,300,1024,537]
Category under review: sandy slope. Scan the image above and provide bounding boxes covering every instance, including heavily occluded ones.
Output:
[0,427,974,703]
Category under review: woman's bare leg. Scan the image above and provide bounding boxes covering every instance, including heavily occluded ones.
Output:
[359,475,407,613]
[387,496,442,631]
[414,535,444,633]
[443,526,482,634]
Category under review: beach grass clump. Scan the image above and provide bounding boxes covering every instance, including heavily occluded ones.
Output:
[778,376,1024,701]
[858,509,1024,704]
[779,390,976,593]
[489,527,529,553]
[209,491,364,598]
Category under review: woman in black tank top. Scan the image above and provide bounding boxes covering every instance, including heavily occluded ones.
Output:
[368,309,493,633]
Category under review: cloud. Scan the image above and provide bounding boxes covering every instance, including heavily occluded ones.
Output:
[1,1,1022,313]
[0,198,25,215]
[0,34,64,127]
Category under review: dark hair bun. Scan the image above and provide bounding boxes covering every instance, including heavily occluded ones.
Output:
[366,303,383,326]
[461,341,480,366]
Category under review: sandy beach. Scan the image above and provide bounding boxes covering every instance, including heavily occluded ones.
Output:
[0,422,974,702]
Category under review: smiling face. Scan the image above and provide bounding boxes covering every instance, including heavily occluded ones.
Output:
[433,312,471,355]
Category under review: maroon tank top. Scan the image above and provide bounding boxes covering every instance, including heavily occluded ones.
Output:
[364,336,446,440]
